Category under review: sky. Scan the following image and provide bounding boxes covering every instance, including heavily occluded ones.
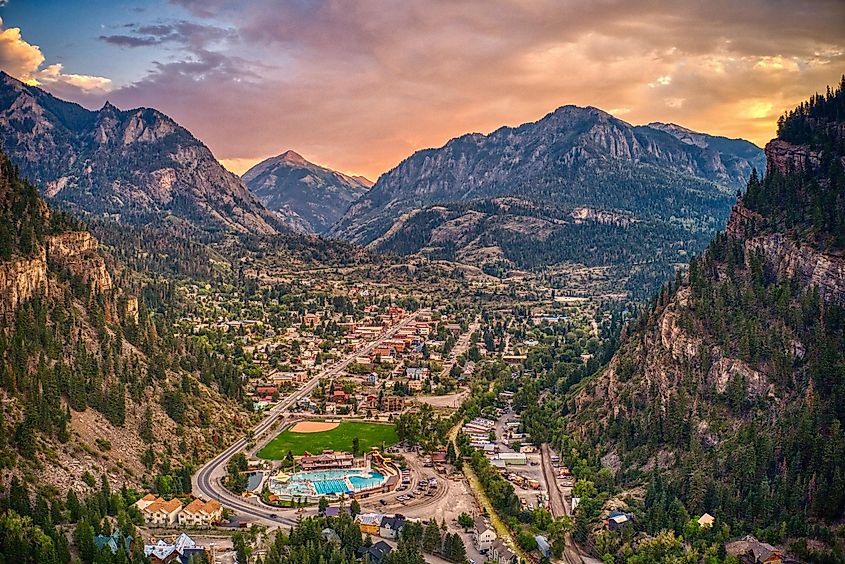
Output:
[0,1,843,181]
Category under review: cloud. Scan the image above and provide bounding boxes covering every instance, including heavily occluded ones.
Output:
[102,20,237,50]
[99,34,162,48]
[29,1,845,179]
[0,17,111,92]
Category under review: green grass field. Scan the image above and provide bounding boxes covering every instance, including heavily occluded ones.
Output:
[257,421,399,459]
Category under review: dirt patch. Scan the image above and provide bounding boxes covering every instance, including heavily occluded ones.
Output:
[290,421,339,433]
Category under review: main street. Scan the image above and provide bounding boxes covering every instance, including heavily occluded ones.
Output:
[192,309,425,527]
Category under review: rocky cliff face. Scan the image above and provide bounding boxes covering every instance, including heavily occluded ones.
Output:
[0,231,115,319]
[46,231,112,293]
[0,251,47,318]
[0,72,286,235]
[243,150,371,234]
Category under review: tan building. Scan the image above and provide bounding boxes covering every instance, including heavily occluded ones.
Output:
[178,499,223,527]
[136,495,182,526]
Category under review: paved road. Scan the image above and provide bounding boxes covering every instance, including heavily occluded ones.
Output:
[192,310,424,527]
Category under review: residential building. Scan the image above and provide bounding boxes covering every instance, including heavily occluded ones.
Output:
[490,540,516,564]
[473,516,497,551]
[136,496,182,526]
[355,513,383,536]
[93,529,132,554]
[383,396,405,412]
[379,515,406,539]
[606,510,633,531]
[698,513,715,528]
[178,498,223,527]
[144,533,206,564]
[357,541,392,564]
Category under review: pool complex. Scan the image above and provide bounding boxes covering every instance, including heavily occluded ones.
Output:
[270,468,386,498]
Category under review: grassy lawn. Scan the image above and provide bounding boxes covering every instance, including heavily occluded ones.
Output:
[257,421,399,459]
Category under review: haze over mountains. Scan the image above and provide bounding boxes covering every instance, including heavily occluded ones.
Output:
[242,150,372,234]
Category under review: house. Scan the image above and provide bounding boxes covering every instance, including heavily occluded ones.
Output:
[178,498,222,527]
[93,529,132,554]
[408,379,423,391]
[490,540,517,564]
[698,513,715,528]
[322,528,342,544]
[300,450,355,470]
[727,536,783,564]
[606,510,633,531]
[357,540,393,564]
[379,514,406,539]
[367,372,378,384]
[136,496,183,526]
[473,516,497,551]
[383,396,405,412]
[355,513,384,536]
[406,367,426,380]
[144,533,206,564]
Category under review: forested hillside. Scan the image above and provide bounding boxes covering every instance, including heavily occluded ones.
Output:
[0,149,252,498]
[516,80,845,561]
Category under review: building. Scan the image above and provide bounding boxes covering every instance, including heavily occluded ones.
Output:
[473,516,497,551]
[606,510,633,531]
[357,541,393,564]
[355,513,384,536]
[178,498,222,527]
[406,367,426,380]
[493,452,527,465]
[144,533,206,564]
[93,529,133,554]
[135,496,183,526]
[698,513,715,528]
[300,450,354,470]
[490,540,517,564]
[727,536,783,564]
[383,396,405,412]
[380,515,406,539]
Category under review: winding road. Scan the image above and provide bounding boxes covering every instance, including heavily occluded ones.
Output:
[192,310,424,527]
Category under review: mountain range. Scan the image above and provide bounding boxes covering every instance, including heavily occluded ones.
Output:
[0,71,288,236]
[242,150,371,234]
[329,106,764,294]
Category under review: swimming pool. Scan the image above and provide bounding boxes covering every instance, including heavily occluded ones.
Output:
[269,468,387,498]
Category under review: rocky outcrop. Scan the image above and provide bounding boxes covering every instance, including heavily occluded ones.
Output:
[725,200,845,304]
[46,231,112,293]
[724,201,763,239]
[764,139,823,176]
[0,250,47,318]
[745,232,845,304]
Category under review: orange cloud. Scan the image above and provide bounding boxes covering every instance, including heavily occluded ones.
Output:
[0,17,111,92]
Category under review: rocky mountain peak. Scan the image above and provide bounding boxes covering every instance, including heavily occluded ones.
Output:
[279,149,309,165]
[243,150,371,234]
[0,75,288,235]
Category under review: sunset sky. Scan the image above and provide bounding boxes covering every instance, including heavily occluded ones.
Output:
[1,0,843,181]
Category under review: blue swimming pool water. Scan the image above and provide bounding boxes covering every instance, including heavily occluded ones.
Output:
[271,468,386,497]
